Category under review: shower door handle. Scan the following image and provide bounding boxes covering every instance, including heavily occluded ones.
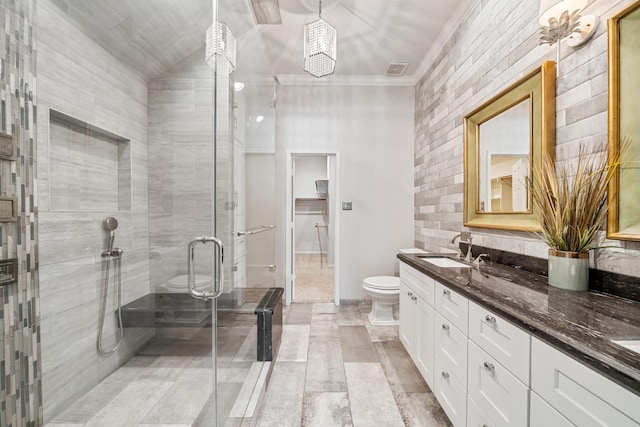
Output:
[187,236,224,301]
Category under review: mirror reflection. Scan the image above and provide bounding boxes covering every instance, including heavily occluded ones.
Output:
[478,99,531,213]
[608,0,640,239]
[463,61,555,231]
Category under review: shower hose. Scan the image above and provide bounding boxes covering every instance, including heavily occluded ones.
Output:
[97,252,124,355]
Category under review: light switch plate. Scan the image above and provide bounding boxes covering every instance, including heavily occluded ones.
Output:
[342,201,352,210]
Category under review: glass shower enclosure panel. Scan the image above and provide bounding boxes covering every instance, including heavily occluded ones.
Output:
[212,0,278,424]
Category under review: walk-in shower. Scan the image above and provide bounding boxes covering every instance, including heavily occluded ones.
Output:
[34,0,280,424]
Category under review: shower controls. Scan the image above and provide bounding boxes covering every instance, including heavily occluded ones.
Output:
[0,258,18,285]
[0,196,17,222]
[0,131,16,161]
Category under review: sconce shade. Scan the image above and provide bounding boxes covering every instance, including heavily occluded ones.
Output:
[539,0,588,25]
[206,22,237,75]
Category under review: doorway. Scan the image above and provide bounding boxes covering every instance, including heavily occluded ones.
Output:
[286,152,340,305]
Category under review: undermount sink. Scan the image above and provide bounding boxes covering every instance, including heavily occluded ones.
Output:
[612,340,640,355]
[419,257,470,268]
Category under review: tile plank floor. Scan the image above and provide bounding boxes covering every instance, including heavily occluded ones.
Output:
[256,302,452,427]
[46,302,451,426]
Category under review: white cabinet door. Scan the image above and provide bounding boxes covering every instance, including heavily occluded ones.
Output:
[468,340,529,427]
[435,311,468,388]
[415,296,435,388]
[531,337,640,426]
[435,356,467,427]
[399,281,415,351]
[530,391,575,427]
[468,301,531,385]
[435,282,469,334]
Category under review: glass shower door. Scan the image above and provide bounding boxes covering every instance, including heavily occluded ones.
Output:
[209,0,278,424]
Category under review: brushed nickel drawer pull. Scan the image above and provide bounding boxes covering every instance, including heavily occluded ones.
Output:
[441,371,449,379]
[483,361,495,372]
[485,315,496,324]
[442,323,450,331]
[443,288,451,296]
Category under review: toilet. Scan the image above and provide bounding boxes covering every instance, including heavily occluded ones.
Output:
[157,274,213,293]
[362,276,400,326]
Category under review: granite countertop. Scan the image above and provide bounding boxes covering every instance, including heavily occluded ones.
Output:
[397,253,640,396]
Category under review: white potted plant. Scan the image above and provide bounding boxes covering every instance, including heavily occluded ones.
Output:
[530,143,624,291]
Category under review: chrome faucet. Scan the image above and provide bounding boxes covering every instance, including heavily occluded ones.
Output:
[474,253,489,266]
[450,232,473,262]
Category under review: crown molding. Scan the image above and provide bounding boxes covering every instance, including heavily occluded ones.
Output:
[276,74,416,86]
[411,0,481,85]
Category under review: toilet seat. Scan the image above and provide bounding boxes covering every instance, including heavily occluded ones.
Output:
[363,276,400,290]
[159,274,213,292]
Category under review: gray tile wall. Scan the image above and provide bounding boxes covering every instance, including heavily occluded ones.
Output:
[147,49,216,291]
[35,0,151,421]
[413,0,640,276]
[147,49,237,299]
[0,0,42,425]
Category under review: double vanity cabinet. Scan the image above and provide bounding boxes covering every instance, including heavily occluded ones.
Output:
[399,258,640,427]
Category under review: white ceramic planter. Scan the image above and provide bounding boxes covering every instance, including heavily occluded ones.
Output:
[547,249,590,291]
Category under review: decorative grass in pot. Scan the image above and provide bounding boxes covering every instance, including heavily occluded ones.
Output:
[530,143,623,291]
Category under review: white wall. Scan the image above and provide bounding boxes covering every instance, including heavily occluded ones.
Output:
[276,85,415,301]
[294,156,327,198]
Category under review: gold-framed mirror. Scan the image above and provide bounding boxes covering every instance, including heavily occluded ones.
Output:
[608,0,640,241]
[464,61,556,231]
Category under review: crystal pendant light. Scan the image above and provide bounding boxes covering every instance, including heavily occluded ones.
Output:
[206,21,236,75]
[303,0,337,78]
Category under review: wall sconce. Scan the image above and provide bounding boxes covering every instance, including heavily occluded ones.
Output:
[539,0,599,65]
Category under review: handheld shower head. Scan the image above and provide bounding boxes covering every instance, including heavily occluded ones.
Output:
[104,217,119,231]
[104,217,118,255]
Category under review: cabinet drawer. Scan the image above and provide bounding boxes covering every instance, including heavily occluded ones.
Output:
[532,337,640,426]
[468,301,531,385]
[435,356,467,427]
[468,340,529,427]
[400,263,435,307]
[467,396,494,427]
[435,311,467,388]
[435,282,468,334]
[530,391,575,427]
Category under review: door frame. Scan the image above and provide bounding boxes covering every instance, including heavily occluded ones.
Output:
[285,150,341,305]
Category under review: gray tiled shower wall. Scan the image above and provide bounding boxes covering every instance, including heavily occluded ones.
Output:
[0,0,41,425]
[36,0,152,422]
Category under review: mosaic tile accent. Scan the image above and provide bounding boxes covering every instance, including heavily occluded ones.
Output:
[0,0,42,425]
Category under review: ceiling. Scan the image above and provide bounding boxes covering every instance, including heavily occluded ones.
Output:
[50,0,466,83]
